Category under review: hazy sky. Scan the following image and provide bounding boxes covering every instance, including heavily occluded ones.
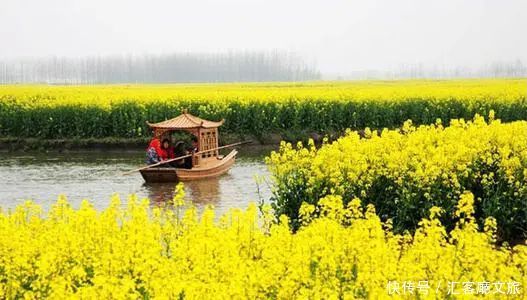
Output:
[1,0,526,73]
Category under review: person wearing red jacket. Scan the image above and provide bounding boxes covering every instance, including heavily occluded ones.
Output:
[160,138,175,160]
[145,137,164,165]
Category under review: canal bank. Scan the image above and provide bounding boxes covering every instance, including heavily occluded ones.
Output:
[0,135,284,153]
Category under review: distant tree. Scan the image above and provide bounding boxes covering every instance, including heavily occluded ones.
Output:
[0,51,321,84]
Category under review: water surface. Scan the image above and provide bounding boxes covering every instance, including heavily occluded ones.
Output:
[0,149,272,215]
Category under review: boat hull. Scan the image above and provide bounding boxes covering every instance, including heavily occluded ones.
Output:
[140,150,237,182]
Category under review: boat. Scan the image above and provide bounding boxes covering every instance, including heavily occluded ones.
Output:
[140,149,237,182]
[139,112,238,183]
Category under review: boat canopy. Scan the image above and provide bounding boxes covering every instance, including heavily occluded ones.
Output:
[147,111,224,163]
[146,112,224,130]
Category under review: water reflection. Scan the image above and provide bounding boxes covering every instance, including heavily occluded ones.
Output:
[0,149,273,214]
[143,177,222,207]
[142,183,177,205]
[184,177,222,205]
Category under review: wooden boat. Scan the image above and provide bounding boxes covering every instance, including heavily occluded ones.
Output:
[140,149,237,182]
[139,112,238,183]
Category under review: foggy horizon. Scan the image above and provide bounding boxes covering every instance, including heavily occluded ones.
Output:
[1,0,527,79]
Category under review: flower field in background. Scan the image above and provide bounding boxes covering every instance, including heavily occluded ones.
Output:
[267,115,527,243]
[0,79,525,139]
[0,188,525,299]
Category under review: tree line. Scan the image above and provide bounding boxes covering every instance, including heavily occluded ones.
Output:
[331,60,527,80]
[0,51,321,84]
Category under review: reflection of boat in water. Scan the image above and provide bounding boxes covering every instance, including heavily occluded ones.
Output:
[142,182,177,205]
[140,150,237,182]
[138,112,242,183]
[181,177,222,205]
[143,176,222,206]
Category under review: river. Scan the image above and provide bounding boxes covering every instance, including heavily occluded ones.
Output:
[0,148,273,215]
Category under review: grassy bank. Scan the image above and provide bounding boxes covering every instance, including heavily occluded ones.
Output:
[0,135,283,153]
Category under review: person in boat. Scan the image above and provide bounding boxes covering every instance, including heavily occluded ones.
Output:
[174,141,186,156]
[160,138,176,167]
[190,135,198,152]
[145,137,163,165]
[184,136,198,169]
[172,141,187,168]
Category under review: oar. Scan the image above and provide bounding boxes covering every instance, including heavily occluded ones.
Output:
[122,140,252,175]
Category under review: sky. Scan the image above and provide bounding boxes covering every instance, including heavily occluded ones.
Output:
[1,0,526,74]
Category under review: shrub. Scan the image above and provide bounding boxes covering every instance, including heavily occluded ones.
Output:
[266,115,527,242]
